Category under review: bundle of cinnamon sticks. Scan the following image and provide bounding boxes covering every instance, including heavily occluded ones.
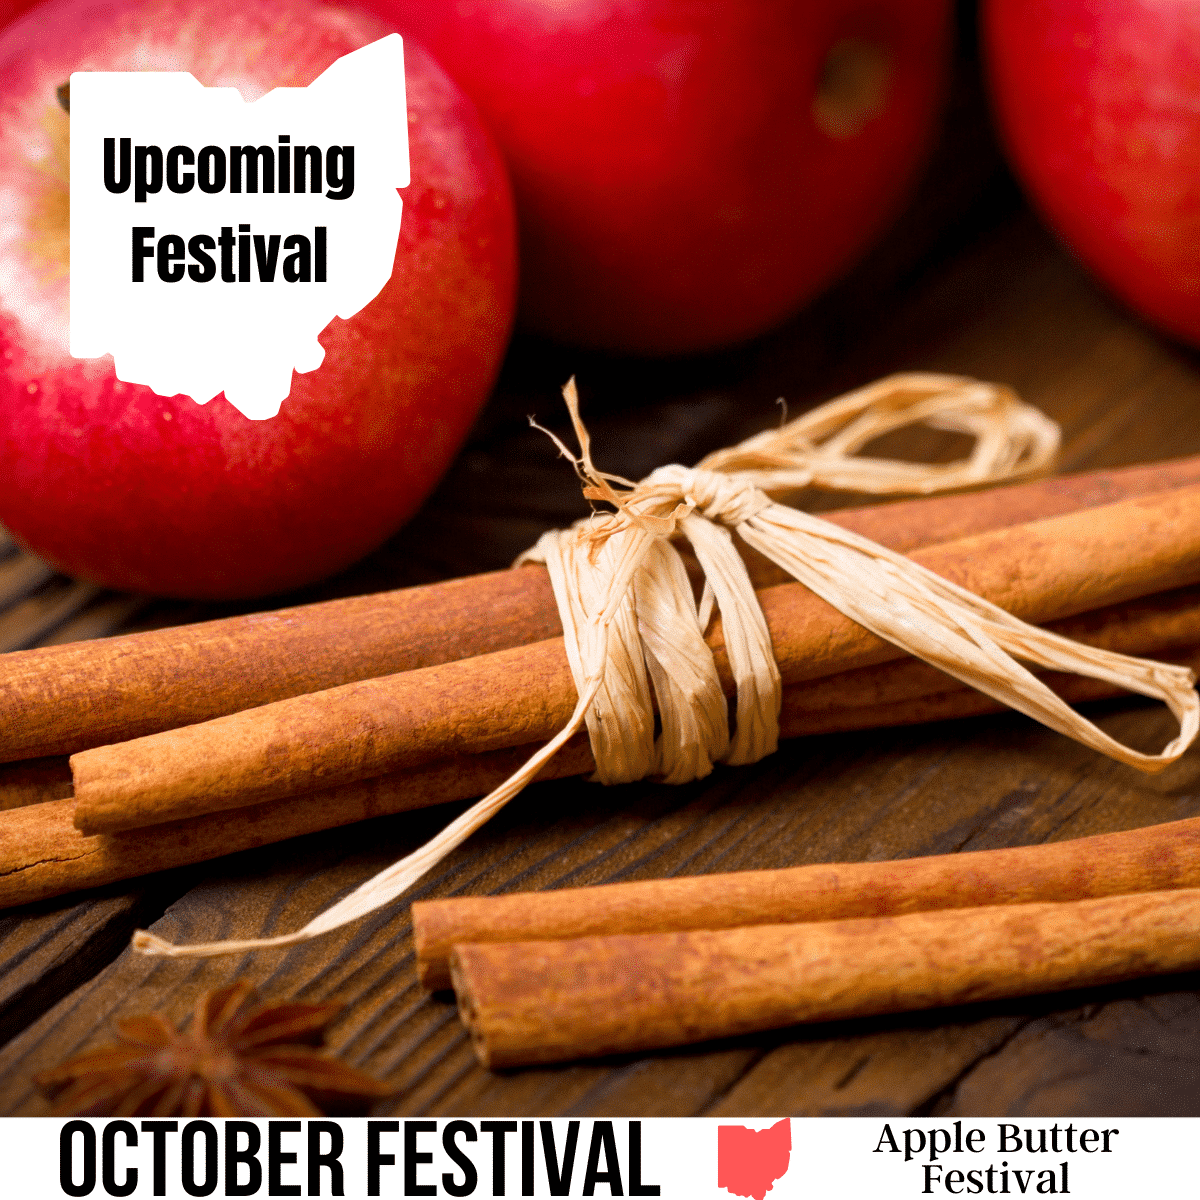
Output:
[3,454,1200,913]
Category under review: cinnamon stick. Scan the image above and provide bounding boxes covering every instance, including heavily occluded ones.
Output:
[0,757,73,812]
[0,740,596,912]
[5,456,1200,764]
[414,811,1200,989]
[71,485,1200,836]
[777,584,1200,728]
[450,888,1200,1067]
[5,637,1199,911]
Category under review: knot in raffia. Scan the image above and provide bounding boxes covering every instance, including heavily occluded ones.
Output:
[647,464,775,528]
[519,374,1193,797]
[135,371,1200,960]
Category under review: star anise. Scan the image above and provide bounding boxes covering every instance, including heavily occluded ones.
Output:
[36,982,391,1117]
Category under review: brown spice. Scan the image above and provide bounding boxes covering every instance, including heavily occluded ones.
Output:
[450,888,1200,1067]
[2,615,1198,912]
[0,756,73,811]
[36,982,390,1116]
[70,485,1200,836]
[415,812,1200,989]
[778,583,1200,716]
[0,740,598,911]
[0,568,560,764]
[6,455,1200,764]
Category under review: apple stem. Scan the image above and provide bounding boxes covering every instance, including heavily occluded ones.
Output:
[57,81,70,113]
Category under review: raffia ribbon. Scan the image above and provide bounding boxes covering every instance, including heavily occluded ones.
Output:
[136,373,1199,959]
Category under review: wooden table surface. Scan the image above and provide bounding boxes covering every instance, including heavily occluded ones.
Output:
[1,56,1199,1118]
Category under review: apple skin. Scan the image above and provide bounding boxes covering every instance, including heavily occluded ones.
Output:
[0,0,35,25]
[366,0,951,354]
[0,0,516,599]
[985,0,1200,345]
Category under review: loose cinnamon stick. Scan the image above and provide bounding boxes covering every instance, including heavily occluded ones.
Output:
[0,740,597,911]
[6,456,1200,763]
[450,888,1200,1067]
[415,811,1200,989]
[71,485,1200,836]
[5,637,1200,911]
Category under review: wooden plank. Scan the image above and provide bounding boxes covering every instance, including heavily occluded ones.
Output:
[0,579,101,652]
[0,888,187,1049]
[704,1017,1028,1118]
[0,757,198,1050]
[0,554,54,609]
[938,988,1200,1116]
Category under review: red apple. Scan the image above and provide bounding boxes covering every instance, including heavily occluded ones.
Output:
[366,0,951,354]
[0,0,516,598]
[985,0,1200,345]
[0,0,35,26]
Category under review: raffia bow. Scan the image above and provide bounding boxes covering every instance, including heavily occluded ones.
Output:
[136,373,1198,958]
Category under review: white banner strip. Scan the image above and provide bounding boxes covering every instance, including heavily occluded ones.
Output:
[0,1116,1192,1198]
